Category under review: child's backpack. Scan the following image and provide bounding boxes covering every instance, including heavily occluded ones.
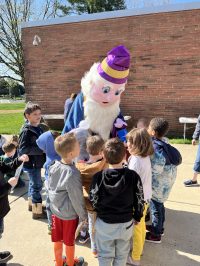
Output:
[153,139,182,166]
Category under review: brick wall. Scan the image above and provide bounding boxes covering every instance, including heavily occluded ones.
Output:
[22,8,200,136]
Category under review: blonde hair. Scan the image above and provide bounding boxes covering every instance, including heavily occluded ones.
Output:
[54,132,77,158]
[86,135,104,156]
[126,128,154,157]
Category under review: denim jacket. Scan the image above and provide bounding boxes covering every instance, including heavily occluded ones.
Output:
[151,138,180,203]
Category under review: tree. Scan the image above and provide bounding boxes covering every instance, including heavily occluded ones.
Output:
[0,0,61,84]
[0,78,9,95]
[127,0,171,8]
[58,0,126,15]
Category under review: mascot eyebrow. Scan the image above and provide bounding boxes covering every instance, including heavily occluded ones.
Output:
[62,45,131,142]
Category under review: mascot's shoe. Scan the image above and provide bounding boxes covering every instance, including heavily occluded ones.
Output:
[32,203,47,219]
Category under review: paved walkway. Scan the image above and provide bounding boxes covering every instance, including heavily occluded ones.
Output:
[0,144,200,266]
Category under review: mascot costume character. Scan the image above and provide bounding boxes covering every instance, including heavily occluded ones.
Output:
[62,45,130,141]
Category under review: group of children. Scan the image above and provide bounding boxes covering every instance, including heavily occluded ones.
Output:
[0,102,182,266]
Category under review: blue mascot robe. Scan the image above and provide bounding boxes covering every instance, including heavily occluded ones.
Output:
[62,92,127,141]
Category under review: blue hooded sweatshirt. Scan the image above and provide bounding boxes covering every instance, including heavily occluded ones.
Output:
[36,131,61,179]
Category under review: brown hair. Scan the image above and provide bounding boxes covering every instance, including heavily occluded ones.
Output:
[126,128,154,157]
[103,138,126,164]
[70,93,77,100]
[149,117,169,138]
[24,101,41,116]
[86,135,104,156]
[137,117,149,129]
[10,135,19,146]
[2,142,16,153]
[51,131,60,140]
[54,132,77,157]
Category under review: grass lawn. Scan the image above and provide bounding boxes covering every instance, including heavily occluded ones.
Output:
[0,103,25,110]
[0,113,24,134]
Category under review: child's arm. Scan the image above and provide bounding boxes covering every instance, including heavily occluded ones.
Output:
[19,130,43,156]
[0,177,18,198]
[67,170,87,221]
[133,173,144,223]
[89,172,100,210]
[0,155,28,173]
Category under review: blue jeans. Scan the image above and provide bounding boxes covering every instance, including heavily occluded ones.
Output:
[193,143,200,173]
[24,168,43,203]
[0,218,4,238]
[150,199,165,236]
[95,218,133,266]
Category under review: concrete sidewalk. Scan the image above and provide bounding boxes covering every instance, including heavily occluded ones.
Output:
[0,144,200,266]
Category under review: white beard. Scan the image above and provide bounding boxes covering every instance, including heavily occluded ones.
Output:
[84,99,120,140]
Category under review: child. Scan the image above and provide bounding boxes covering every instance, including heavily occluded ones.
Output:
[146,117,182,243]
[76,135,107,256]
[36,130,61,234]
[48,133,87,266]
[1,142,25,188]
[136,118,149,129]
[89,138,144,266]
[0,154,28,263]
[126,128,154,266]
[18,102,46,219]
[0,135,6,156]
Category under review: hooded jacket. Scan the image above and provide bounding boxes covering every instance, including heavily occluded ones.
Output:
[36,131,61,179]
[89,167,144,224]
[18,123,46,169]
[0,157,22,219]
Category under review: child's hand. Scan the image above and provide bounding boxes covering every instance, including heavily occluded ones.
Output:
[192,139,196,145]
[18,154,29,162]
[133,219,139,225]
[8,177,18,187]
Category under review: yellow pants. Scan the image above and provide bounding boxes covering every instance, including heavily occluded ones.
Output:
[131,204,148,261]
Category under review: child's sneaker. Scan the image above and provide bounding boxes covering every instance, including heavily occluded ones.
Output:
[146,225,164,236]
[48,225,52,235]
[0,251,13,263]
[184,179,198,186]
[92,250,98,258]
[79,231,90,244]
[126,255,140,265]
[74,257,84,266]
[145,232,161,243]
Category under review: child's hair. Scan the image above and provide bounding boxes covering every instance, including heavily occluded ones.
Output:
[54,132,77,158]
[70,93,77,100]
[103,138,126,164]
[51,131,60,140]
[137,117,149,129]
[10,135,19,145]
[2,142,16,153]
[24,101,41,116]
[86,135,104,156]
[126,128,154,157]
[149,118,169,138]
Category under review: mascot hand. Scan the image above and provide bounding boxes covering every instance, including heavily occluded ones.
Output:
[114,118,127,129]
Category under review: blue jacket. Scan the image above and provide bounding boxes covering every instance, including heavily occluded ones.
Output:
[36,131,61,179]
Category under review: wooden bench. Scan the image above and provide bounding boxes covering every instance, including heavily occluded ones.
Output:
[179,117,198,140]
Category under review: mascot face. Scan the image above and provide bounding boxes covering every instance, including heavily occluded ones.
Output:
[90,79,125,106]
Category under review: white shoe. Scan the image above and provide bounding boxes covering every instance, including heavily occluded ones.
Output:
[126,256,141,266]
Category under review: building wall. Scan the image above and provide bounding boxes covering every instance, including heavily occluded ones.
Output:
[22,8,200,136]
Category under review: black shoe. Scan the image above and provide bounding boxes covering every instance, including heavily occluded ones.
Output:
[74,257,84,266]
[79,231,90,244]
[146,225,164,236]
[0,251,13,263]
[184,179,198,186]
[145,232,161,244]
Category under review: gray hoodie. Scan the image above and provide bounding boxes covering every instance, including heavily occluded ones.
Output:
[48,160,87,221]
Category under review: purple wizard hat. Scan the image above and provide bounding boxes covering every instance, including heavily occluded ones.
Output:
[97,45,130,84]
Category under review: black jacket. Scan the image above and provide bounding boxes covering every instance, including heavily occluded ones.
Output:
[0,157,22,219]
[89,167,144,224]
[18,123,46,169]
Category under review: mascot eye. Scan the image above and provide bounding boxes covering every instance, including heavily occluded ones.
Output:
[115,89,123,96]
[102,86,110,94]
